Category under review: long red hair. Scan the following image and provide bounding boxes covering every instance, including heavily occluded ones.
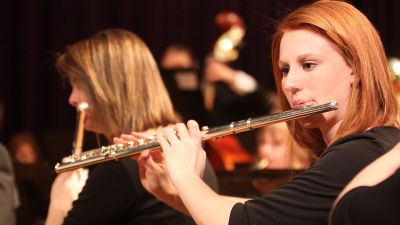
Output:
[271,1,399,154]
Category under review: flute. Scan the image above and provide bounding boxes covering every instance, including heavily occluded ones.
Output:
[72,102,89,155]
[55,101,338,173]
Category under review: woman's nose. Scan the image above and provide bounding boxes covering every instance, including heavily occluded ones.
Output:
[282,70,302,94]
[260,144,273,155]
[68,89,79,107]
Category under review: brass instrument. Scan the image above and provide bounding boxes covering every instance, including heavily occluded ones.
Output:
[72,102,89,155]
[55,101,338,173]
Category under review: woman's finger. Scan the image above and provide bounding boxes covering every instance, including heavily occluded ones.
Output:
[121,134,137,141]
[132,131,150,139]
[156,128,172,153]
[163,127,180,146]
[175,123,189,140]
[187,120,201,140]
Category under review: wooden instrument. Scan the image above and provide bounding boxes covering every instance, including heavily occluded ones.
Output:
[54,101,338,173]
[204,10,246,111]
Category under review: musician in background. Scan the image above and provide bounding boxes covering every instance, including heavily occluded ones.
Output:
[204,59,269,124]
[204,11,272,156]
[253,122,312,170]
[0,101,19,225]
[45,29,217,225]
[0,143,19,225]
[160,44,209,125]
[138,1,400,225]
[252,93,313,170]
[8,132,54,225]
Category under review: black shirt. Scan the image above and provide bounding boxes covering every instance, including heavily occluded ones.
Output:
[63,158,218,225]
[229,126,400,225]
[331,170,400,225]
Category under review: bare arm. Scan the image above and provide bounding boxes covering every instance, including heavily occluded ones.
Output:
[205,60,257,95]
[174,174,238,225]
[223,195,250,203]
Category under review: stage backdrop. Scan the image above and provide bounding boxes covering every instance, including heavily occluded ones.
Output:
[0,0,399,147]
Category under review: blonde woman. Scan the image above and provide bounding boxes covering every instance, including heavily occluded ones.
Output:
[45,29,216,225]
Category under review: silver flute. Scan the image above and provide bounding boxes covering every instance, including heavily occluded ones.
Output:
[55,101,338,173]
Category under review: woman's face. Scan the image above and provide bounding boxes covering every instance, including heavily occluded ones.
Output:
[15,143,38,165]
[68,79,101,134]
[161,49,194,69]
[258,127,291,169]
[279,29,354,135]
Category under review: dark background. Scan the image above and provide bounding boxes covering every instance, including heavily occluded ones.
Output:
[0,0,399,159]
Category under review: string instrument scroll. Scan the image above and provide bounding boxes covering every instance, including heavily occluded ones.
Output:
[204,10,246,111]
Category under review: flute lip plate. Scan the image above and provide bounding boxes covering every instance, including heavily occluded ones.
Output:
[78,102,89,111]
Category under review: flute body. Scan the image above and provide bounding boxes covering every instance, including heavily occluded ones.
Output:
[55,101,338,173]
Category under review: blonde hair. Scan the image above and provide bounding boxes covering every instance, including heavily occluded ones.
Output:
[271,0,399,154]
[56,29,177,141]
[257,123,313,169]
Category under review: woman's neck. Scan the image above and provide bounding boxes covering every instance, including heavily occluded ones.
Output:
[320,119,343,144]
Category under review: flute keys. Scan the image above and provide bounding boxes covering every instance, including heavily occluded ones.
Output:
[127,141,135,148]
[147,136,156,144]
[138,139,145,146]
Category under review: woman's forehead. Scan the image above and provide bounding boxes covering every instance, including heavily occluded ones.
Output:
[279,29,337,63]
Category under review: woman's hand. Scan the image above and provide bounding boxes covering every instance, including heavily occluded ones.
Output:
[113,133,178,201]
[48,168,88,216]
[157,120,206,186]
[137,150,180,202]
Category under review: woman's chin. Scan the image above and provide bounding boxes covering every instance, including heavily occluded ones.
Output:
[297,114,324,129]
[84,124,101,134]
[297,119,319,129]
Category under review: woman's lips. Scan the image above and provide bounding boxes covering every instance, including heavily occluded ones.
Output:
[292,99,315,107]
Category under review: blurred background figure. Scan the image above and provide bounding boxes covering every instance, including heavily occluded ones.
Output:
[8,132,55,225]
[10,132,41,165]
[252,93,313,170]
[254,123,313,170]
[0,143,19,225]
[202,10,272,170]
[250,123,314,195]
[0,101,19,225]
[248,93,313,195]
[160,44,209,125]
[204,10,271,126]
[160,43,257,171]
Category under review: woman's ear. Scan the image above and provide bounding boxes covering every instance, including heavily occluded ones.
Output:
[349,68,356,86]
[350,74,355,85]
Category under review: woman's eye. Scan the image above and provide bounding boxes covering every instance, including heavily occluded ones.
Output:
[303,62,316,71]
[280,66,289,75]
